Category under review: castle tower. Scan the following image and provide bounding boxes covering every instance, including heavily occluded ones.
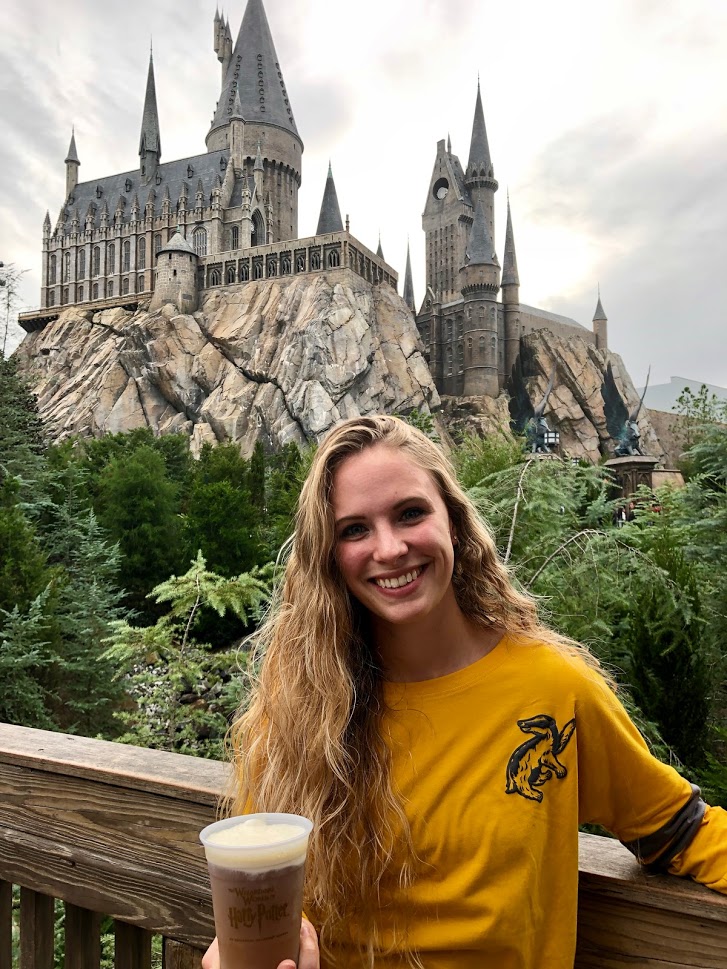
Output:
[502,195,521,381]
[459,199,501,396]
[593,291,608,351]
[422,137,472,302]
[150,229,198,314]
[465,80,498,249]
[316,163,343,234]
[403,240,415,313]
[65,130,80,200]
[139,52,161,186]
[207,0,303,243]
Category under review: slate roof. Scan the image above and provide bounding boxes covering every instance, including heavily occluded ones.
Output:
[316,164,343,234]
[403,242,415,310]
[465,199,498,267]
[65,130,80,164]
[209,0,301,144]
[139,53,161,156]
[593,296,608,321]
[502,198,519,286]
[228,173,256,207]
[467,82,493,175]
[57,149,229,234]
[519,304,588,332]
[158,229,196,256]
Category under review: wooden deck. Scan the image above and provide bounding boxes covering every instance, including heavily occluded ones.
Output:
[0,723,724,968]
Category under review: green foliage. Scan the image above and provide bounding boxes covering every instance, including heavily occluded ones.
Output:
[0,354,46,463]
[673,384,727,476]
[103,552,273,756]
[398,408,439,441]
[453,430,525,489]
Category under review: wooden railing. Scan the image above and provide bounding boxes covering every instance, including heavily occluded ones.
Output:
[0,724,725,968]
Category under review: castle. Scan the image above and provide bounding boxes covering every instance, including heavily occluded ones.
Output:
[27,0,608,403]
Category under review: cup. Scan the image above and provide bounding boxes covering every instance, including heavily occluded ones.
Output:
[200,813,313,969]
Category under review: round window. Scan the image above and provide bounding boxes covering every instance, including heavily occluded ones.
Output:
[433,177,449,201]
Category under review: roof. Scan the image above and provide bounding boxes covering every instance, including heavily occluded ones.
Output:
[403,242,415,310]
[209,0,301,144]
[158,229,196,256]
[593,296,607,321]
[316,165,343,234]
[502,198,519,286]
[465,199,498,267]
[56,149,230,234]
[65,130,80,165]
[139,53,161,156]
[519,303,588,332]
[466,82,493,176]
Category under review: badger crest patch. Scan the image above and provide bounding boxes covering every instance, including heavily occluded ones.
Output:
[505,714,576,802]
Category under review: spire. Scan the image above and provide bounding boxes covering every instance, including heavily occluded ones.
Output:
[65,128,80,165]
[502,195,520,287]
[376,233,384,259]
[139,51,161,158]
[209,0,301,143]
[403,240,415,312]
[316,163,343,234]
[447,133,451,155]
[254,142,264,171]
[466,80,493,176]
[593,287,607,322]
[465,199,499,267]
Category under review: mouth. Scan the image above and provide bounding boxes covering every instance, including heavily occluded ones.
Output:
[371,565,426,590]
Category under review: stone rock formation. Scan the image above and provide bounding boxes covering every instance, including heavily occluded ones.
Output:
[14,270,440,456]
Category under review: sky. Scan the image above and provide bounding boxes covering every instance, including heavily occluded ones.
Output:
[1,0,726,388]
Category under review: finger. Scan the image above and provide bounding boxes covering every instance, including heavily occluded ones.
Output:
[298,919,320,969]
[201,937,219,969]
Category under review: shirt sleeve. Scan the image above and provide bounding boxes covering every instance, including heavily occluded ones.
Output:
[573,665,726,892]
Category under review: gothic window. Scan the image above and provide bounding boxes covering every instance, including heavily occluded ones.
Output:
[240,263,250,281]
[138,238,146,270]
[253,260,263,280]
[48,292,55,307]
[210,268,221,286]
[479,307,485,319]
[478,335,485,351]
[78,285,84,302]
[78,250,86,279]
[457,342,463,370]
[310,250,321,270]
[446,320,453,342]
[107,280,114,297]
[154,234,162,255]
[327,249,340,268]
[267,257,277,277]
[251,210,265,247]
[491,335,496,349]
[50,255,57,284]
[446,346,453,376]
[456,316,463,338]
[108,244,115,273]
[467,337,472,351]
[62,288,69,305]
[281,255,291,275]
[295,254,305,273]
[123,240,131,272]
[193,227,208,256]
[122,277,130,295]
[226,265,236,284]
[92,247,101,276]
[231,225,239,250]
[92,283,99,300]
[137,274,144,291]
[63,252,71,282]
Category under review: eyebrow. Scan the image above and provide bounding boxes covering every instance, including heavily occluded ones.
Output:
[334,495,431,527]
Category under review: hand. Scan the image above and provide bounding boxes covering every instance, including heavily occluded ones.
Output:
[201,919,319,969]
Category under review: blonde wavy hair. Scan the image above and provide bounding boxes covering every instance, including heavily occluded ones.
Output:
[228,416,602,966]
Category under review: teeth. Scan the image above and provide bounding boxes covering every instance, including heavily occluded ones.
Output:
[376,568,421,590]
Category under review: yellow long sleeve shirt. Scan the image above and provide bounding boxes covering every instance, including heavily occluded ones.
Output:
[332,635,727,968]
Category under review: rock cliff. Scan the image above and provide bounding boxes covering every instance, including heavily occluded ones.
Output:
[14,269,439,456]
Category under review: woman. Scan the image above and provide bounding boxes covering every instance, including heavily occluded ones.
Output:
[206,415,726,969]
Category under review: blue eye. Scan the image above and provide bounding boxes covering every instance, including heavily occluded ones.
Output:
[340,523,367,539]
[401,507,425,522]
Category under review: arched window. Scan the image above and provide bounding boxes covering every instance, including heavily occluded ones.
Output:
[226,265,235,284]
[62,287,69,305]
[48,292,55,307]
[138,238,146,270]
[457,342,464,370]
[63,252,71,282]
[92,247,101,276]
[122,277,130,295]
[49,255,57,284]
[295,254,305,273]
[92,283,99,300]
[231,226,239,250]
[281,255,291,275]
[327,249,340,268]
[240,263,250,281]
[154,233,162,255]
[123,240,131,272]
[137,274,145,290]
[193,227,208,256]
[253,260,263,280]
[251,210,265,248]
[107,244,115,273]
[78,250,86,279]
[107,280,114,297]
[267,257,277,277]
[478,335,485,351]
[210,268,221,286]
[78,285,84,302]
[310,251,321,270]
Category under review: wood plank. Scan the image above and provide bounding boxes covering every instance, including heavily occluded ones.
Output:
[115,922,151,969]
[64,903,101,969]
[163,940,205,969]
[0,724,227,804]
[0,881,12,969]
[19,888,54,969]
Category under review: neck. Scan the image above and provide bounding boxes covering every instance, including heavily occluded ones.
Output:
[373,593,503,682]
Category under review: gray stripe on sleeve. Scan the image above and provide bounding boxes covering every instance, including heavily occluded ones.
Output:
[621,784,707,872]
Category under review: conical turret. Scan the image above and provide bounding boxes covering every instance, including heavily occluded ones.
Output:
[139,52,161,184]
[593,291,607,322]
[376,234,384,259]
[464,199,499,269]
[466,80,494,179]
[403,240,415,313]
[316,162,343,234]
[502,196,519,288]
[592,288,608,350]
[65,128,80,198]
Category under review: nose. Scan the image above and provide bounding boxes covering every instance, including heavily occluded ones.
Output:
[371,524,408,563]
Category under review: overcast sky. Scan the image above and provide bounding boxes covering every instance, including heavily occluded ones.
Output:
[1,0,726,388]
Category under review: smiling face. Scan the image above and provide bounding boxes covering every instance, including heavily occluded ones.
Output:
[331,443,459,631]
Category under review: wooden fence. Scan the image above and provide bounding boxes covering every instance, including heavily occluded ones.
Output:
[0,724,725,969]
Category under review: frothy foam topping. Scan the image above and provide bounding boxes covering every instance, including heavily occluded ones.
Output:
[207,817,306,847]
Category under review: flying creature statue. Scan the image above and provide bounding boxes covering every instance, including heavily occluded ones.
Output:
[508,357,558,453]
[601,363,650,456]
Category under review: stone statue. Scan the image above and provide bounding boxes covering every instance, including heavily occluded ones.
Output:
[601,364,650,456]
[508,354,557,453]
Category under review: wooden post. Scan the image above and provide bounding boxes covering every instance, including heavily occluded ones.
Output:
[64,903,101,969]
[163,939,205,969]
[115,922,152,969]
[19,888,54,969]
[0,881,12,969]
